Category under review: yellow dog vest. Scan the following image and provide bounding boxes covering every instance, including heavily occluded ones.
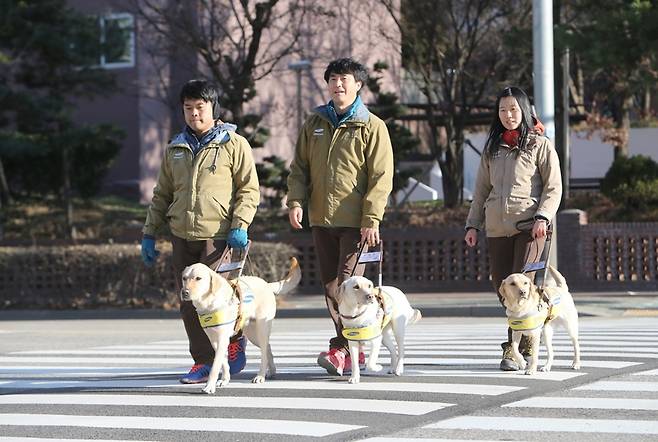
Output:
[197,281,255,330]
[508,296,562,331]
[198,307,238,328]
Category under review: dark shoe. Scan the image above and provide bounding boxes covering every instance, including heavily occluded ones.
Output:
[519,335,533,360]
[179,364,211,384]
[317,348,346,376]
[228,336,247,375]
[500,342,519,371]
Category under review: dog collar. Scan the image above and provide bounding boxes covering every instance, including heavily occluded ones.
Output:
[198,307,237,329]
[342,292,394,341]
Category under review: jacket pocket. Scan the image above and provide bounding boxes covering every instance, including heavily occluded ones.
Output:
[508,196,537,218]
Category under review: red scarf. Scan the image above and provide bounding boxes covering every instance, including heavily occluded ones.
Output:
[502,118,545,147]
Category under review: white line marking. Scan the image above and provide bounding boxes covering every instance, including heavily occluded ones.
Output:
[405,369,585,381]
[0,438,155,442]
[504,397,658,410]
[0,414,363,437]
[634,369,658,376]
[0,394,450,416]
[0,379,523,395]
[574,381,658,392]
[426,416,658,434]
[0,356,639,369]
[15,346,658,356]
[360,439,499,442]
[0,366,584,381]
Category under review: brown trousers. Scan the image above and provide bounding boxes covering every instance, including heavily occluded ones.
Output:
[487,231,546,342]
[171,235,228,365]
[311,226,366,351]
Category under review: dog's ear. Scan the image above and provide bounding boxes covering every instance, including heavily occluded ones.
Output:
[498,281,509,308]
[209,268,222,294]
[336,282,345,302]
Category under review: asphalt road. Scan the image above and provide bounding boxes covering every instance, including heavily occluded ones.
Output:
[1,315,657,441]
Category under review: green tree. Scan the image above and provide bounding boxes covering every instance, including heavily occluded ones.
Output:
[366,61,421,207]
[256,155,290,208]
[561,0,658,158]
[0,0,122,238]
[379,0,524,208]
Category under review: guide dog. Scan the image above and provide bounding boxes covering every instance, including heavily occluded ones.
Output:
[499,265,581,375]
[181,258,301,393]
[337,275,422,384]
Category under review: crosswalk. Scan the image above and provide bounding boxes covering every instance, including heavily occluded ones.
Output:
[1,318,657,441]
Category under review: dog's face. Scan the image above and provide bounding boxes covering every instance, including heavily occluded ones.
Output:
[499,273,538,312]
[337,276,377,310]
[181,263,228,305]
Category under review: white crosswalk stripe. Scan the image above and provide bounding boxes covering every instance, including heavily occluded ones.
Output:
[1,320,657,440]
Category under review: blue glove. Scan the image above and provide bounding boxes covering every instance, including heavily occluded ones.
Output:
[226,228,248,249]
[141,236,160,267]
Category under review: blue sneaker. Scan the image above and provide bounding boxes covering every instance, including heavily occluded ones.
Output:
[179,364,211,384]
[228,336,247,375]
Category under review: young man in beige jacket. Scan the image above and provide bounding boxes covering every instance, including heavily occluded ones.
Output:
[287,58,394,376]
[141,79,260,383]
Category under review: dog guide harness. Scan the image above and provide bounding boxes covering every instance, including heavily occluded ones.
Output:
[508,294,562,331]
[341,289,393,342]
[197,280,255,335]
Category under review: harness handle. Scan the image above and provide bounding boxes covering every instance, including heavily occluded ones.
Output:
[349,240,384,287]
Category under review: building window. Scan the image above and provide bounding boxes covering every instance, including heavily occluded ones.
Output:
[99,13,135,69]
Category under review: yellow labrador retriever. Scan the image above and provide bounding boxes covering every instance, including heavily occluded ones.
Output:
[337,275,422,384]
[499,265,581,375]
[181,258,301,393]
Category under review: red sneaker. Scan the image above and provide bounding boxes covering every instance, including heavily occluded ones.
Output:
[317,348,346,376]
[343,351,366,373]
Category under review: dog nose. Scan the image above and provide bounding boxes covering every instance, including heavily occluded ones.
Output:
[180,288,190,301]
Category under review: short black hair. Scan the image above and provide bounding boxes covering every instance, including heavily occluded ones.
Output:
[179,79,221,119]
[323,58,368,84]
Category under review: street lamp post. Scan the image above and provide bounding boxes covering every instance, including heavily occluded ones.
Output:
[288,60,312,135]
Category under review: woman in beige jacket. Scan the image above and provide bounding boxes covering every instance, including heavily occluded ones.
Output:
[464,86,562,371]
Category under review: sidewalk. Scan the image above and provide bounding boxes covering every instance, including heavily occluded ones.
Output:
[276,290,658,319]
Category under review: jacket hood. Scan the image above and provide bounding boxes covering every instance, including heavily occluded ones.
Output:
[170,122,237,149]
[313,95,370,127]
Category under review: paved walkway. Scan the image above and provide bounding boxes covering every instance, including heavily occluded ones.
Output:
[2,290,656,321]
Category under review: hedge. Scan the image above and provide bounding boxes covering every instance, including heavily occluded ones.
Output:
[0,241,298,310]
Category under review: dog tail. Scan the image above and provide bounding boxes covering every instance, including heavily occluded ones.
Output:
[269,257,302,296]
[547,265,569,291]
[409,309,422,325]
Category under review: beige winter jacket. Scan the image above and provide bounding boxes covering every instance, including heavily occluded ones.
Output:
[465,134,562,237]
[143,130,260,240]
[286,101,394,229]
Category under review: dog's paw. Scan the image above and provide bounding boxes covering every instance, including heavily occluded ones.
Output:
[202,384,216,395]
[348,376,360,384]
[518,360,527,370]
[217,379,230,388]
[366,364,383,373]
[252,375,265,384]
[524,368,536,375]
[539,365,552,372]
[571,362,581,370]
